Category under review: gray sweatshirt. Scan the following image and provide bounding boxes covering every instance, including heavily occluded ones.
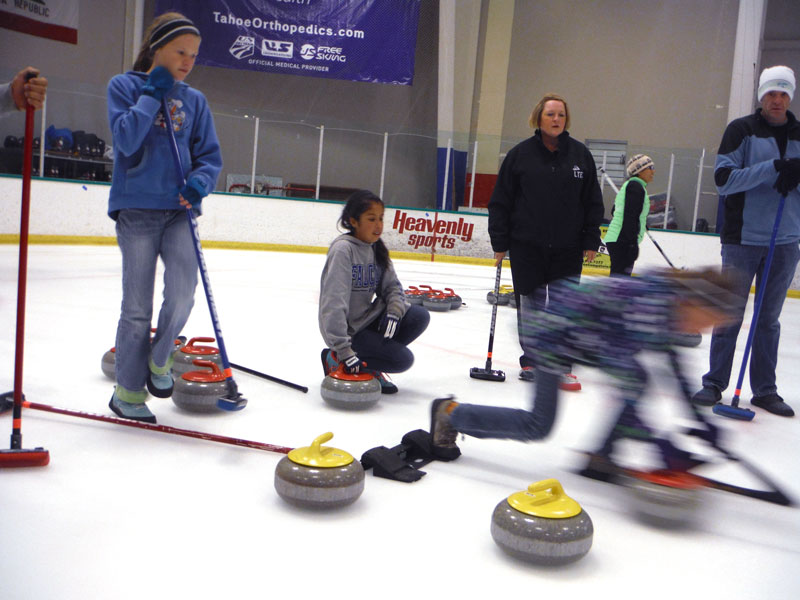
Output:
[319,233,409,361]
[1,83,18,117]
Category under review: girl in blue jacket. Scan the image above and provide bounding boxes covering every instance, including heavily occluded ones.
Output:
[106,12,222,423]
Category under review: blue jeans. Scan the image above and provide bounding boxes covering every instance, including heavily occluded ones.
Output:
[703,242,800,397]
[350,304,430,373]
[450,369,560,440]
[115,209,198,392]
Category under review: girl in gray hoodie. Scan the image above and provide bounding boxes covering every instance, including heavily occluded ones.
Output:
[319,190,430,393]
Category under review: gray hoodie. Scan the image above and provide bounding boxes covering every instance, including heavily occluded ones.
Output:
[319,233,409,361]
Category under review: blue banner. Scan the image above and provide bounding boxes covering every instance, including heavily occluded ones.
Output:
[154,0,420,85]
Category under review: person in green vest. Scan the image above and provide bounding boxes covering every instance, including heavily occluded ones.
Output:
[603,154,654,276]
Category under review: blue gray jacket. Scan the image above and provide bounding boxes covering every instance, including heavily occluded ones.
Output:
[106,71,222,219]
[715,108,800,245]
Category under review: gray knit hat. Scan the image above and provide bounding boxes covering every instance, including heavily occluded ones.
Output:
[626,154,654,178]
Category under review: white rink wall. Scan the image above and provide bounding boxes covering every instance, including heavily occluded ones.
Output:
[2,176,799,290]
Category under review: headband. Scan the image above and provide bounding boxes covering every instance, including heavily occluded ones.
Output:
[150,18,200,50]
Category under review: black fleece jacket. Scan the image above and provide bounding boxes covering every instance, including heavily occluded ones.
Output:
[488,131,604,252]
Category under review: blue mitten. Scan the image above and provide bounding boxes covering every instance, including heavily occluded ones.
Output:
[380,313,401,339]
[343,355,361,374]
[179,176,206,206]
[142,66,174,101]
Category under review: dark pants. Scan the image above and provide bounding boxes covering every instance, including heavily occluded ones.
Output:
[606,241,639,277]
[509,243,583,368]
[350,304,430,373]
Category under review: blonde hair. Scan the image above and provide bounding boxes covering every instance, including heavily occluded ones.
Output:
[528,93,570,130]
[133,12,199,72]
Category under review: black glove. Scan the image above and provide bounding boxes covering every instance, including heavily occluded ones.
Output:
[379,313,401,339]
[774,158,800,196]
[142,66,174,101]
[343,355,361,374]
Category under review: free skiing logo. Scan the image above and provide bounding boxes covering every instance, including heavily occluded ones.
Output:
[573,165,584,179]
[230,36,255,59]
[300,44,316,60]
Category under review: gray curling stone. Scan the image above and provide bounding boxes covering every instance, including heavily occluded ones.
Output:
[172,336,222,377]
[620,469,703,528]
[491,479,593,565]
[423,292,452,312]
[172,359,227,413]
[321,364,381,410]
[444,288,462,310]
[101,347,116,380]
[275,432,365,509]
[404,286,425,305]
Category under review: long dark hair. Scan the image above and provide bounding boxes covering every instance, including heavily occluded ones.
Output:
[339,190,390,271]
[133,11,196,72]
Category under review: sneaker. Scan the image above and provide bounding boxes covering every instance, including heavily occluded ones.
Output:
[430,396,461,461]
[375,372,398,394]
[560,373,582,392]
[109,386,156,423]
[321,348,336,376]
[518,366,536,381]
[751,393,795,417]
[691,385,721,407]
[146,356,174,398]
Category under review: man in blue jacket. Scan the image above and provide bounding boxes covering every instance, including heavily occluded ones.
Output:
[692,65,800,417]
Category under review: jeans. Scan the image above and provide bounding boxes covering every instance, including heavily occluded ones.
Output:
[350,304,430,373]
[450,369,560,440]
[703,242,800,397]
[115,209,198,392]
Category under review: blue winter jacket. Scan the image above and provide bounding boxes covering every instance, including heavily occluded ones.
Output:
[106,71,222,218]
[715,108,800,245]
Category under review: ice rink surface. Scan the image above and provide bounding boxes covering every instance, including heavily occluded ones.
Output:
[1,244,799,599]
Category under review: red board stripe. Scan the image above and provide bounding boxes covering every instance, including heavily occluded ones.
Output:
[0,11,77,44]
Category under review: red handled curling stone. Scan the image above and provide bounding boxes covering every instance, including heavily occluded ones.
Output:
[444,288,463,310]
[172,360,228,413]
[102,337,185,381]
[422,291,452,312]
[172,337,222,377]
[320,364,381,410]
[404,286,425,305]
[491,479,593,565]
[101,347,116,380]
[620,469,704,528]
[274,432,365,509]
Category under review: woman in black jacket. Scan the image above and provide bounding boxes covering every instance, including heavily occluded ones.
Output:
[488,92,604,390]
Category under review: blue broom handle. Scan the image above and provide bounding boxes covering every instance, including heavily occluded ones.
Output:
[160,97,233,375]
[731,193,787,405]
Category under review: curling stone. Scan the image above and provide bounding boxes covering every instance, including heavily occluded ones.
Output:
[404,286,425,305]
[172,337,222,377]
[423,291,452,312]
[444,288,463,310]
[172,360,227,413]
[274,432,365,509]
[491,479,593,565]
[674,331,702,348]
[620,469,703,528]
[101,347,116,380]
[320,364,381,410]
[498,285,515,306]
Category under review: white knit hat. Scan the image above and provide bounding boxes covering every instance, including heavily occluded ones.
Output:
[626,154,654,178]
[758,65,795,101]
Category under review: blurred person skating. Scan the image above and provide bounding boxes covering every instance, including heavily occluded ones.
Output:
[488,93,604,390]
[106,12,222,422]
[319,190,430,394]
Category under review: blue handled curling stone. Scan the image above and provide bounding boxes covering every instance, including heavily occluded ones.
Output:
[491,479,593,565]
[321,363,381,410]
[275,432,365,509]
[172,336,222,377]
[620,469,704,528]
[172,359,228,413]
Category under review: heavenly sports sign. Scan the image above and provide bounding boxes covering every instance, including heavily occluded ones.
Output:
[392,211,475,250]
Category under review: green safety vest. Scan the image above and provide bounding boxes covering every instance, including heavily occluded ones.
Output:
[603,176,650,244]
